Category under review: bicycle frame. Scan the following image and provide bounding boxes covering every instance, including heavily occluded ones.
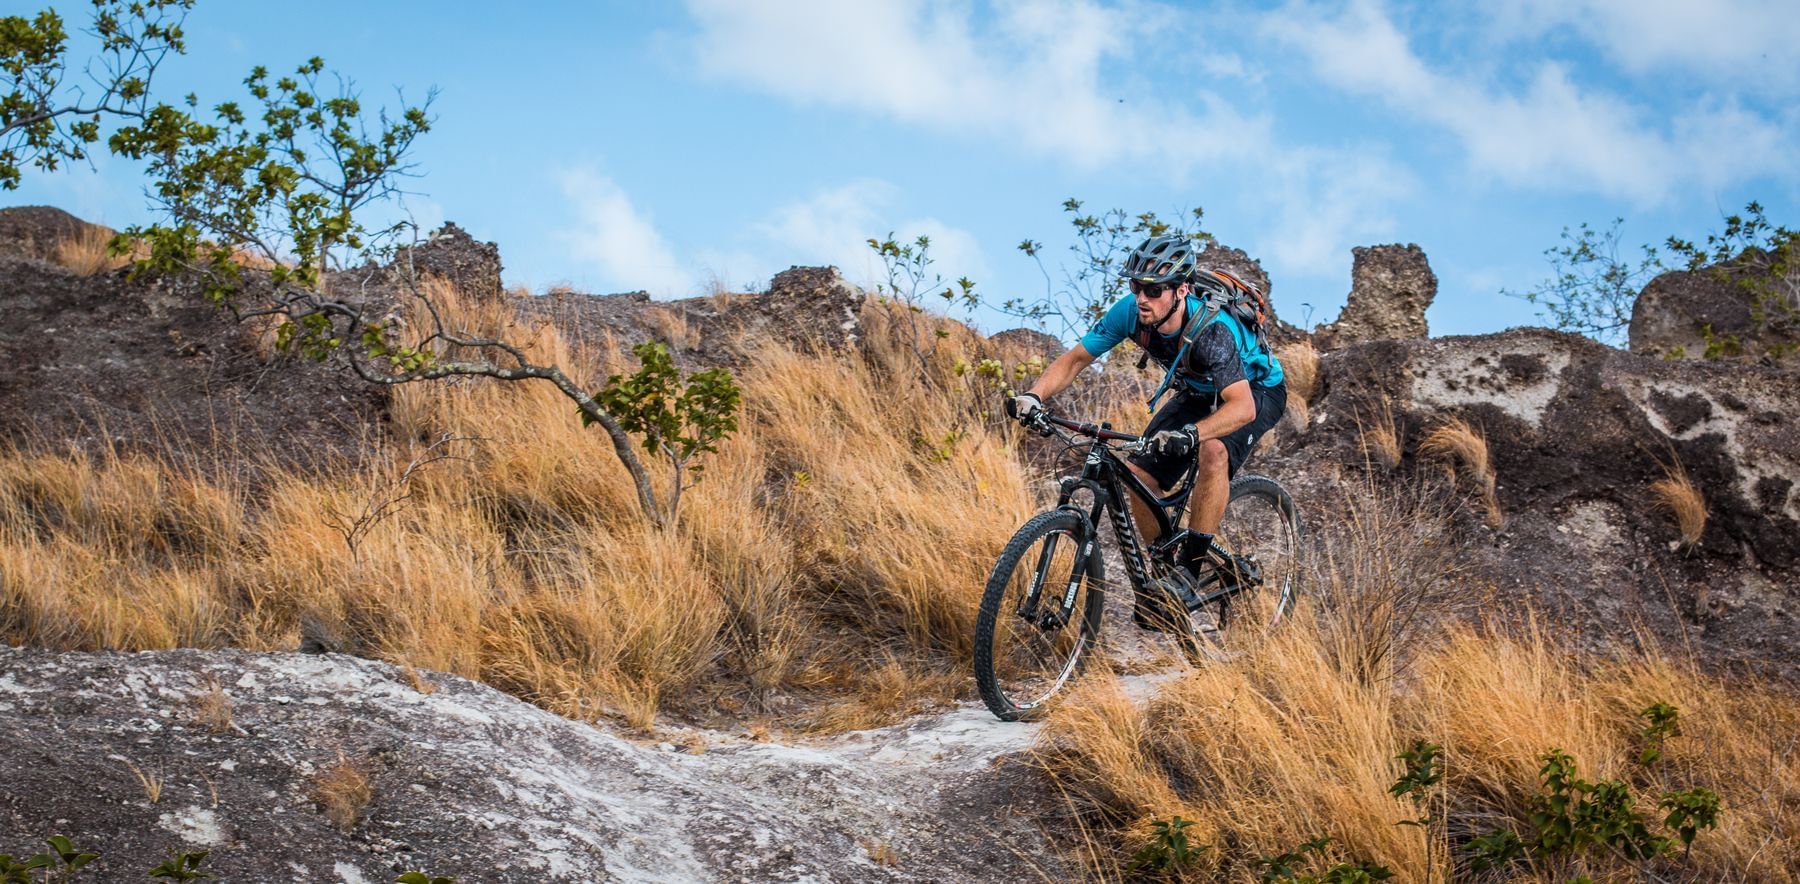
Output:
[1026,413,1261,628]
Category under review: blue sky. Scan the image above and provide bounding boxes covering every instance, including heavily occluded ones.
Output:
[13,1,1799,339]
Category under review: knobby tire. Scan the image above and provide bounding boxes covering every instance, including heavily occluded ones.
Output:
[973,509,1105,722]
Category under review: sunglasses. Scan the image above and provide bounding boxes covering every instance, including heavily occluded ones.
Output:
[1130,280,1175,299]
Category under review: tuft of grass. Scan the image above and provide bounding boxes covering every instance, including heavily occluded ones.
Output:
[861,839,899,866]
[1308,481,1475,685]
[310,751,373,831]
[1275,340,1320,402]
[1651,461,1707,548]
[189,677,235,734]
[125,760,164,804]
[51,225,132,276]
[1355,396,1402,471]
[1419,417,1502,528]
[643,304,701,352]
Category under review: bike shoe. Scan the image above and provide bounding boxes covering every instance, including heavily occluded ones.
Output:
[1133,570,1203,632]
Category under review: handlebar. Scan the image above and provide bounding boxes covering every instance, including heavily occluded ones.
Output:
[1038,412,1140,443]
[1011,400,1144,453]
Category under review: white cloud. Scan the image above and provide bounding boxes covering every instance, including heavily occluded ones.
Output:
[552,173,990,299]
[557,168,692,297]
[1252,147,1415,285]
[754,179,991,291]
[1486,0,1800,89]
[681,0,1270,171]
[1264,0,1792,204]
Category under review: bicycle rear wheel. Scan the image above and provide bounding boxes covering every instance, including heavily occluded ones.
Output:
[1189,474,1302,660]
[973,510,1105,722]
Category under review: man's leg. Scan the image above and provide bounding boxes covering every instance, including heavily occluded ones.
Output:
[1177,439,1230,577]
[1123,460,1166,542]
[1186,439,1230,535]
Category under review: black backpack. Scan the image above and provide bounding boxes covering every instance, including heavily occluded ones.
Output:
[1134,269,1273,410]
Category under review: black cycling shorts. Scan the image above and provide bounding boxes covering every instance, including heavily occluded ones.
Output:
[1127,383,1287,490]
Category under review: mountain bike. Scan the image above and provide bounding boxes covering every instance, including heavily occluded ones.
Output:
[973,405,1303,722]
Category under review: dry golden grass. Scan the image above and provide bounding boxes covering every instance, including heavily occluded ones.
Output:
[190,678,235,734]
[1651,462,1707,547]
[644,303,701,351]
[1420,417,1502,528]
[1355,397,1402,471]
[0,283,1046,731]
[1307,481,1476,685]
[51,225,134,276]
[1274,340,1319,403]
[311,751,373,831]
[1042,615,1800,882]
[125,760,165,805]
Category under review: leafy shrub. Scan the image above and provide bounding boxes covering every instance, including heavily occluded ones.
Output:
[1127,815,1207,875]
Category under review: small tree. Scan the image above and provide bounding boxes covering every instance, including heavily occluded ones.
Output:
[1011,198,1212,340]
[1,0,193,190]
[591,340,741,527]
[1504,219,1665,346]
[1510,203,1797,361]
[107,56,731,528]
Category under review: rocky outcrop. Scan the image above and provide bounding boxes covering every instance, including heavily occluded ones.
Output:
[395,222,505,301]
[1629,258,1799,363]
[1271,327,1799,677]
[1314,244,1437,349]
[759,265,866,351]
[0,250,383,469]
[0,647,1066,883]
[1197,241,1271,300]
[328,222,505,306]
[988,328,1061,363]
[0,205,109,263]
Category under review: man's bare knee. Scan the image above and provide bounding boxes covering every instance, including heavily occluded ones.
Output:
[1196,439,1229,473]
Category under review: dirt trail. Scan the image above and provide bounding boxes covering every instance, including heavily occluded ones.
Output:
[0,641,1177,883]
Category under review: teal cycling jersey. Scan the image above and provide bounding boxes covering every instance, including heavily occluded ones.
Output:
[1078,293,1284,394]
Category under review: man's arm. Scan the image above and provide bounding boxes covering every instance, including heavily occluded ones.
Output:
[1190,379,1256,441]
[1025,344,1098,401]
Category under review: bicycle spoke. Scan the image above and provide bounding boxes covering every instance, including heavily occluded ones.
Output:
[1197,478,1300,658]
[976,518,1097,717]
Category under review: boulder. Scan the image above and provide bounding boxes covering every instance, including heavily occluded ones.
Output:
[1314,244,1436,349]
[0,205,110,264]
[760,266,865,351]
[1629,256,1799,363]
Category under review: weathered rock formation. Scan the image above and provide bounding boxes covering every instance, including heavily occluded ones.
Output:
[0,647,1065,883]
[1270,327,1799,675]
[414,222,504,300]
[1314,244,1437,349]
[1630,257,1799,363]
[1197,241,1271,300]
[0,205,108,263]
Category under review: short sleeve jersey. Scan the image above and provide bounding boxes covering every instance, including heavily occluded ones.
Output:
[1078,293,1280,394]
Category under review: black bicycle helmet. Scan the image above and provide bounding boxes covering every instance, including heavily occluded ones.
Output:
[1120,234,1199,285]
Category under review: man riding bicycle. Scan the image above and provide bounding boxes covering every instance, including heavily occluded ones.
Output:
[1011,234,1287,631]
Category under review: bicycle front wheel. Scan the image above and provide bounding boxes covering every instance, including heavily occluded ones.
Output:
[1191,474,1302,659]
[973,509,1105,722]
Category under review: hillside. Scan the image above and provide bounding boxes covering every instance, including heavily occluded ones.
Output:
[1,206,1795,881]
